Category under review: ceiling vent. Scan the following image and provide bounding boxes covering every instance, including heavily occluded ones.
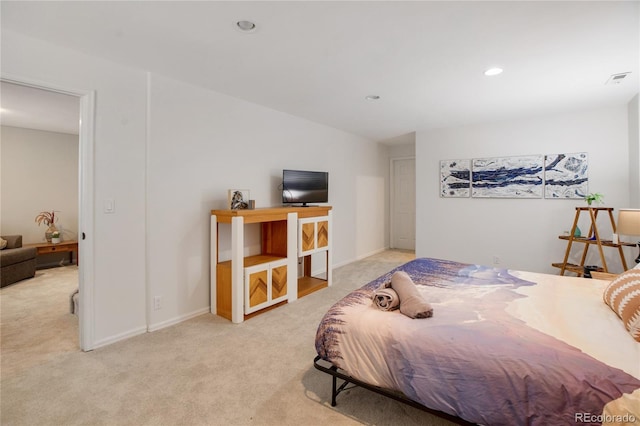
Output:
[606,72,631,85]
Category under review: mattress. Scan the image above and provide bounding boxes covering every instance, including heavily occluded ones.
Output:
[315,258,640,425]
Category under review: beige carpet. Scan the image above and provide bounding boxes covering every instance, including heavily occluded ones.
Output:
[1,250,457,426]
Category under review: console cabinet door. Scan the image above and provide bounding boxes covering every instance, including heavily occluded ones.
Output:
[316,219,329,249]
[245,264,269,314]
[300,221,316,253]
[271,262,288,301]
[298,216,329,257]
[244,259,288,314]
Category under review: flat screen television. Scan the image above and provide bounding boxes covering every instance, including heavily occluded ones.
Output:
[282,169,328,206]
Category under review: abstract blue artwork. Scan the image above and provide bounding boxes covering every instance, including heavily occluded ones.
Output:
[472,155,544,198]
[544,152,588,199]
[440,159,471,197]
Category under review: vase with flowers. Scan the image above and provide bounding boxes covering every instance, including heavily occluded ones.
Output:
[35,210,59,243]
[51,231,61,244]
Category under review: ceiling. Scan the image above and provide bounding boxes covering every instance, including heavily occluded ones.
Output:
[1,1,638,142]
[1,81,80,135]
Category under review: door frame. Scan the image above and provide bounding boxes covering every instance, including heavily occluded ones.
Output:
[2,75,96,351]
[389,156,416,250]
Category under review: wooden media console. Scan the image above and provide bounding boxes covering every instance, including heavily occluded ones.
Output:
[211,206,332,323]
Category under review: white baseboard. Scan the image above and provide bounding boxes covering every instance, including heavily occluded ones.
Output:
[356,247,388,261]
[90,307,211,349]
[331,246,389,270]
[92,325,147,350]
[147,307,210,332]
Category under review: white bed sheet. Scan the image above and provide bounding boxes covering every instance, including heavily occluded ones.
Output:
[506,271,640,379]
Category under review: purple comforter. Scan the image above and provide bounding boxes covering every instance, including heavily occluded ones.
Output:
[315,258,640,425]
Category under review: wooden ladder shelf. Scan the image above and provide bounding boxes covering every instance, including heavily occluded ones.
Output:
[552,207,632,276]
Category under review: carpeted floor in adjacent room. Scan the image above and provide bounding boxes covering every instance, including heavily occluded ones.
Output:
[1,250,457,426]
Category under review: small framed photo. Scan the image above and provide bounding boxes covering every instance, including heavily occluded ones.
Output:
[228,189,250,210]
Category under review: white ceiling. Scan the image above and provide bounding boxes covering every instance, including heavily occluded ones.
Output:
[1,1,638,142]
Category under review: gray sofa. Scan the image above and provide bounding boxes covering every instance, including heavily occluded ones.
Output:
[1,235,36,288]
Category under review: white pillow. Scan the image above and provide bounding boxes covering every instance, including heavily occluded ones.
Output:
[0,238,6,250]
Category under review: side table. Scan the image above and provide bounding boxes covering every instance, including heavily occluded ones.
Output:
[25,240,79,267]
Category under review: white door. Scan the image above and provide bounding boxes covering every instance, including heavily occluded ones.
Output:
[391,158,416,250]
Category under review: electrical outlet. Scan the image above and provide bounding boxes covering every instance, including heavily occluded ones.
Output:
[153,296,162,310]
[493,256,501,265]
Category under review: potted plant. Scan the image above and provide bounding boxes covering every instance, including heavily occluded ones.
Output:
[585,193,604,206]
[51,231,61,244]
[35,210,59,242]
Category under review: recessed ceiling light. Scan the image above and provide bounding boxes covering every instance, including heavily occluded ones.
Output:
[365,95,380,101]
[484,67,503,76]
[236,20,257,33]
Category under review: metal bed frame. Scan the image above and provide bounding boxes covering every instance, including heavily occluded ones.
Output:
[313,355,475,426]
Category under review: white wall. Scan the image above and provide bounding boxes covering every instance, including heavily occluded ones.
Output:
[146,74,386,329]
[629,94,639,208]
[416,106,636,274]
[2,30,388,345]
[387,142,415,159]
[1,126,79,245]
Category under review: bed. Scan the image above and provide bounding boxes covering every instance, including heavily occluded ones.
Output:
[314,257,640,425]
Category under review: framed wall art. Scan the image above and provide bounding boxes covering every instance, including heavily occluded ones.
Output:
[544,152,588,199]
[440,159,471,197]
[471,155,544,198]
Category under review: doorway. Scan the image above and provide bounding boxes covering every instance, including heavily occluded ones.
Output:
[390,157,416,250]
[1,78,95,351]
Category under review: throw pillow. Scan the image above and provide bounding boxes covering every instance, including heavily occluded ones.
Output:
[0,238,6,250]
[603,269,640,342]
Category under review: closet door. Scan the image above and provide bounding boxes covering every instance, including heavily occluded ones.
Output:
[391,157,415,250]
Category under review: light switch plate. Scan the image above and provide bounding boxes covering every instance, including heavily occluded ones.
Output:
[104,198,115,213]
